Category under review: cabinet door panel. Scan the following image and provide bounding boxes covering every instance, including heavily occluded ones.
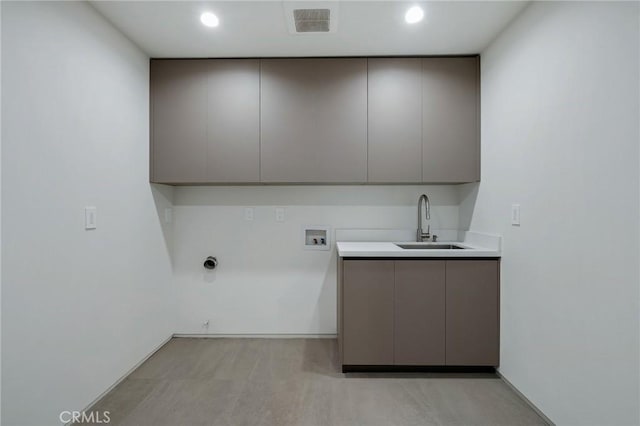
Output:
[368,58,422,183]
[151,60,208,183]
[342,260,394,365]
[422,57,479,183]
[446,260,499,366]
[206,60,260,182]
[260,59,368,182]
[394,261,446,365]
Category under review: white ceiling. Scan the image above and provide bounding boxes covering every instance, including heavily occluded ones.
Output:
[90,1,529,58]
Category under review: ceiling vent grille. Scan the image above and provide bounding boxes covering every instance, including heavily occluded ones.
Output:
[293,9,330,33]
[283,2,338,34]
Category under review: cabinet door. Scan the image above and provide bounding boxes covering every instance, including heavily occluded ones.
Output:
[394,260,446,365]
[151,60,208,183]
[205,60,260,182]
[446,260,499,366]
[368,58,422,183]
[342,260,394,365]
[260,59,368,183]
[422,57,480,183]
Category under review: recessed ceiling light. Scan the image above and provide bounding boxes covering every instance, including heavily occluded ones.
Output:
[405,6,424,24]
[200,12,219,28]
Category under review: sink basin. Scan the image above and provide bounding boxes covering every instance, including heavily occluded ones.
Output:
[395,243,467,250]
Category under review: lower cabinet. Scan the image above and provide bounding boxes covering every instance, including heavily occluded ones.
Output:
[394,261,446,365]
[342,260,394,365]
[339,258,499,368]
[446,261,500,366]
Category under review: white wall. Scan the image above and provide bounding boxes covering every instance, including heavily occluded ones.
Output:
[0,3,3,423]
[462,2,640,425]
[173,185,460,334]
[1,2,174,425]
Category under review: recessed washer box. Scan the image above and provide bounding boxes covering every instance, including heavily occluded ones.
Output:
[303,226,331,250]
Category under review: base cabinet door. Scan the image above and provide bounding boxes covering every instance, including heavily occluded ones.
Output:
[445,260,500,366]
[394,260,446,365]
[342,260,394,365]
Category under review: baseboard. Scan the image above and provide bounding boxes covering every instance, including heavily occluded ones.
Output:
[497,371,555,426]
[173,333,337,339]
[69,334,173,425]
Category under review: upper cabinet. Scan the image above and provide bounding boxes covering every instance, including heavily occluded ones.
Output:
[367,58,423,183]
[151,60,208,183]
[150,57,479,185]
[260,59,368,183]
[422,57,480,183]
[150,59,260,184]
[204,60,260,183]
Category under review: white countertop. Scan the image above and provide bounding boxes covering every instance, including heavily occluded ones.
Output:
[336,241,501,258]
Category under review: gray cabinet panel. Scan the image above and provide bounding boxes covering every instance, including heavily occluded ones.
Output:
[422,57,480,183]
[260,59,368,182]
[342,260,394,365]
[206,60,260,182]
[151,59,260,184]
[446,260,500,366]
[151,57,481,185]
[394,261,446,365]
[368,58,423,183]
[151,60,208,183]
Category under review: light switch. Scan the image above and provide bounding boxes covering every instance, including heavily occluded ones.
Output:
[511,204,521,226]
[244,208,254,221]
[85,206,97,230]
[275,207,285,222]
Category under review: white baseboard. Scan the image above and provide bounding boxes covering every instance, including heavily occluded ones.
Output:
[173,333,337,339]
[496,371,555,426]
[69,335,173,425]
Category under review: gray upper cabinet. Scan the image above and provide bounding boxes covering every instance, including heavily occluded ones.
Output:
[151,60,208,183]
[260,59,368,183]
[368,58,423,183]
[422,57,480,183]
[151,57,480,185]
[205,60,260,183]
[151,59,260,184]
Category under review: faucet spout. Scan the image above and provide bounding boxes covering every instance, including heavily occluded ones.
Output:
[417,194,431,242]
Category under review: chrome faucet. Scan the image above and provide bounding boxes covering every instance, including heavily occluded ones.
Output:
[417,194,431,242]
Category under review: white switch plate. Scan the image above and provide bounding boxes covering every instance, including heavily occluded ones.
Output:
[244,207,254,221]
[275,207,285,222]
[85,206,97,229]
[164,208,173,224]
[511,204,521,226]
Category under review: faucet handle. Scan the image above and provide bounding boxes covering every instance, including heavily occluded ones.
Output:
[432,235,438,242]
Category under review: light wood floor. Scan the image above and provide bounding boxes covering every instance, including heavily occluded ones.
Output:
[82,338,547,426]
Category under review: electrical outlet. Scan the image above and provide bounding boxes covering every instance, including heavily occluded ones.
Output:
[85,206,97,230]
[511,204,521,226]
[244,207,254,221]
[275,207,285,222]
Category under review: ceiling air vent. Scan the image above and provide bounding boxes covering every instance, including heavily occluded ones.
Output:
[293,9,330,33]
[283,2,338,34]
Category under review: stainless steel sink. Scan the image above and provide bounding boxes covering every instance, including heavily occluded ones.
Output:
[395,243,467,250]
